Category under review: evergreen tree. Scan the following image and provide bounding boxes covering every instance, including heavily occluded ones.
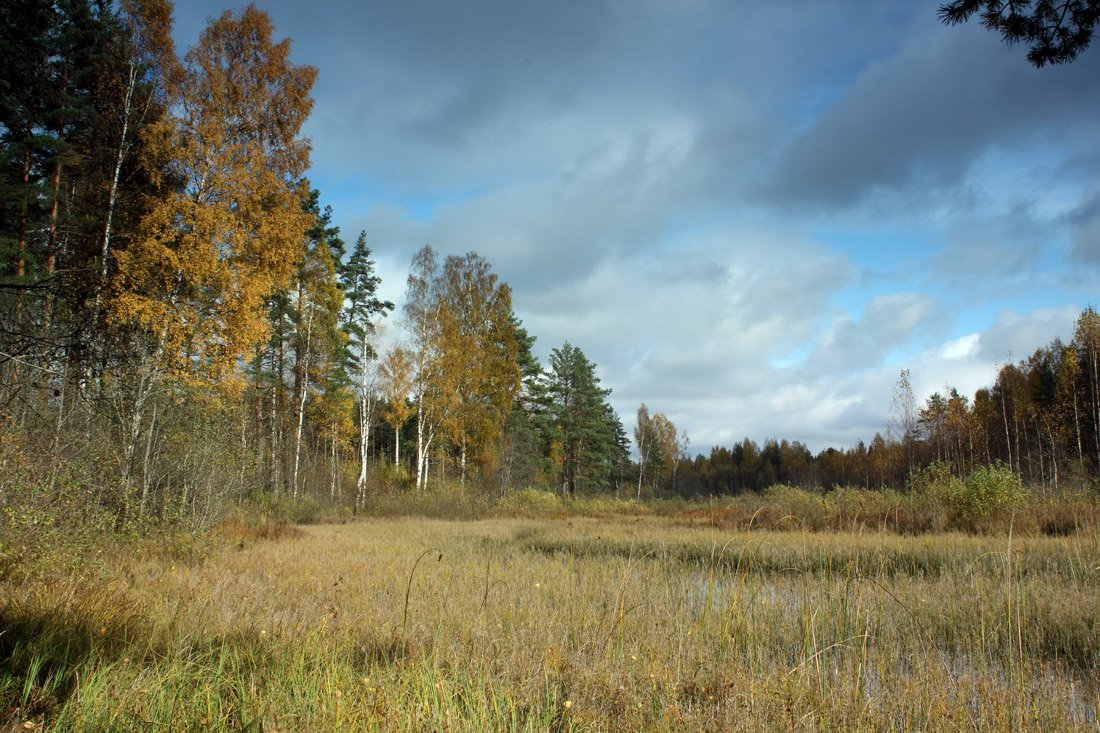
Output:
[544,342,622,495]
[498,317,545,491]
[340,230,394,500]
[939,0,1099,66]
[0,0,152,376]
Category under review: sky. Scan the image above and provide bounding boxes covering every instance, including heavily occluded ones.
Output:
[173,0,1100,455]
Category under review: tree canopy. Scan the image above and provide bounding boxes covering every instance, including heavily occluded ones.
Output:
[938,0,1099,66]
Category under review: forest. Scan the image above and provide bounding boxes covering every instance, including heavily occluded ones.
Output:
[4,3,1100,731]
[2,0,1099,544]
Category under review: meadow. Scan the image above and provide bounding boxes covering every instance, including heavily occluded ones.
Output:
[3,501,1099,731]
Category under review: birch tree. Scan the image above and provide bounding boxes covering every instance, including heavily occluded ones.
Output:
[404,246,446,489]
[436,252,519,482]
[380,344,415,474]
[890,369,918,479]
[109,5,315,506]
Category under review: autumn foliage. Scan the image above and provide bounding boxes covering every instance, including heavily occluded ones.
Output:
[1,0,1099,546]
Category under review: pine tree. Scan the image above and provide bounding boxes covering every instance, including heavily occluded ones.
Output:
[938,0,1099,67]
[0,0,150,376]
[288,190,346,499]
[498,318,545,492]
[340,231,394,500]
[545,342,622,496]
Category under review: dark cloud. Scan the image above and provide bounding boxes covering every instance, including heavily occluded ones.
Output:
[929,236,1044,295]
[761,20,1100,210]
[1069,189,1100,265]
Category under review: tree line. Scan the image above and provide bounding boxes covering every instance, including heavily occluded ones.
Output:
[2,2,1096,534]
[0,0,633,527]
[658,308,1100,498]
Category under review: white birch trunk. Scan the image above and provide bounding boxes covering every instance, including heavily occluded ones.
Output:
[415,402,425,489]
[292,308,313,500]
[355,338,374,505]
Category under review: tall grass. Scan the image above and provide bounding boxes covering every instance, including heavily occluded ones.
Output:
[3,515,1098,730]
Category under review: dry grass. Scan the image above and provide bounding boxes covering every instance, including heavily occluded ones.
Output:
[3,515,1099,731]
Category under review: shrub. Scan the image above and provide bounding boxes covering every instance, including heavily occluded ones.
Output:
[1033,488,1100,535]
[912,461,1028,532]
[827,486,904,530]
[358,481,494,520]
[958,462,1028,524]
[761,485,826,529]
[247,490,323,525]
[498,488,565,517]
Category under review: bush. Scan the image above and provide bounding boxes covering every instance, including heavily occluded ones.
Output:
[498,488,565,517]
[358,481,494,520]
[958,462,1028,523]
[247,490,323,525]
[912,461,1028,532]
[827,486,904,530]
[1032,487,1100,535]
[761,485,826,529]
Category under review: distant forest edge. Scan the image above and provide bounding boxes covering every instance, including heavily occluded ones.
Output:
[1,2,1098,545]
[686,312,1099,496]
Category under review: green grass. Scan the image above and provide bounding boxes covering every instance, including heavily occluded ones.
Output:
[3,515,1099,730]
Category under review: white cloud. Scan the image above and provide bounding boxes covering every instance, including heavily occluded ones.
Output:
[977,306,1080,362]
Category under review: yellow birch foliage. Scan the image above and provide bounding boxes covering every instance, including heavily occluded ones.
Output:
[110,4,316,382]
[653,414,678,473]
[437,253,520,470]
[380,346,415,459]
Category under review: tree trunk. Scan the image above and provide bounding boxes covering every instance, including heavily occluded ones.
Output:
[253,345,264,476]
[42,157,63,335]
[415,403,425,489]
[1073,381,1083,471]
[356,339,372,502]
[17,146,29,282]
[1092,347,1100,469]
[292,309,313,500]
[139,400,158,515]
[460,437,467,484]
[122,332,166,509]
[95,62,138,322]
[424,445,431,488]
[1045,420,1058,490]
[356,398,369,509]
[330,421,338,500]
[270,348,280,495]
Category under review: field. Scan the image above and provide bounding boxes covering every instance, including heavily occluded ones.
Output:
[3,513,1100,731]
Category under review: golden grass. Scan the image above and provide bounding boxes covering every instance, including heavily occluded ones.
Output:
[3,515,1099,731]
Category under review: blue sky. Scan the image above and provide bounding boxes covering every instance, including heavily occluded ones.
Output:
[174,0,1100,454]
